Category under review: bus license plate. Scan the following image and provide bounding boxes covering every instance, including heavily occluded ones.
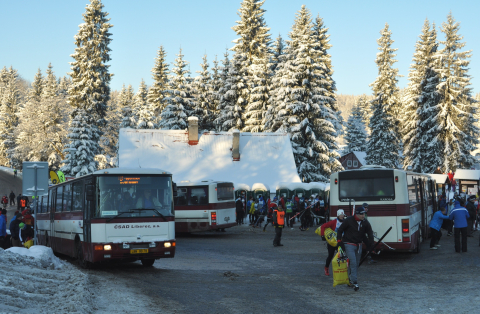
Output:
[130,249,149,254]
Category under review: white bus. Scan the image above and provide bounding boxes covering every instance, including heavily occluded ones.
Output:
[174,180,236,232]
[330,166,437,252]
[36,168,176,267]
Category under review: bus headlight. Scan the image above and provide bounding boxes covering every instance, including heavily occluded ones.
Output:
[104,245,112,251]
[149,242,156,248]
[123,243,130,249]
[164,242,171,248]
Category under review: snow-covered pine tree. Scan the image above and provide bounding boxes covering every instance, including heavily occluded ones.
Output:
[357,94,372,133]
[265,5,342,182]
[158,49,196,130]
[147,45,169,123]
[436,13,477,170]
[119,84,135,129]
[193,55,213,131]
[344,101,368,153]
[366,24,401,168]
[213,50,231,131]
[369,23,402,142]
[98,90,121,168]
[61,109,100,177]
[209,55,222,120]
[243,55,270,132]
[402,20,442,173]
[63,0,112,176]
[0,67,20,167]
[57,76,71,96]
[215,52,248,131]
[133,79,155,129]
[30,69,44,103]
[270,34,284,72]
[231,0,271,127]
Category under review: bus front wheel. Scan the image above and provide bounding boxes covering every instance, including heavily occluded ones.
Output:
[76,241,91,269]
[141,259,155,267]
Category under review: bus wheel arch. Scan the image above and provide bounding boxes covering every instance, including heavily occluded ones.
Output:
[76,238,91,269]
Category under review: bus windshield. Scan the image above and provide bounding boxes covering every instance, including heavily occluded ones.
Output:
[96,175,173,218]
[338,170,395,201]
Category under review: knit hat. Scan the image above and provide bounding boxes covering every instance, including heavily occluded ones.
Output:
[355,207,366,214]
[337,209,345,216]
[16,213,22,219]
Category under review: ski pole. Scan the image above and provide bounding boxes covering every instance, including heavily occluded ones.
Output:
[359,226,393,267]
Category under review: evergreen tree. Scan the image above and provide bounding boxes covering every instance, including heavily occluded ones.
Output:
[119,84,135,129]
[0,67,20,167]
[64,0,112,175]
[210,55,222,120]
[402,20,442,173]
[357,94,372,133]
[135,79,155,129]
[193,55,213,131]
[366,24,400,168]
[215,53,247,131]
[243,55,270,132]
[270,34,284,72]
[436,13,477,170]
[147,45,169,122]
[159,49,195,130]
[230,0,271,127]
[99,90,121,167]
[30,69,44,103]
[61,109,100,177]
[265,5,342,182]
[214,50,231,131]
[344,101,368,153]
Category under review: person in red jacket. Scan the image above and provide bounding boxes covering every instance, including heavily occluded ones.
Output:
[320,209,345,276]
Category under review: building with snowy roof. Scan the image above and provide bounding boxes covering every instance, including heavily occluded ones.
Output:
[338,151,366,170]
[118,118,301,192]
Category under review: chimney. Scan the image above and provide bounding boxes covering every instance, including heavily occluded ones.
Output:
[232,129,240,161]
[188,117,198,145]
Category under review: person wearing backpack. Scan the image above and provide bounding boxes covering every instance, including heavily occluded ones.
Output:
[1,196,8,210]
[285,199,294,228]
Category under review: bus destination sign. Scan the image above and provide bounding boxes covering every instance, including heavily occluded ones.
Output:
[118,177,140,185]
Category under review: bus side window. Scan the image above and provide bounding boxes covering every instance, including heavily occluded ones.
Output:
[72,182,84,211]
[49,188,56,213]
[63,184,72,212]
[56,186,64,212]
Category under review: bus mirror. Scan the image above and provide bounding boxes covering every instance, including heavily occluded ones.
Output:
[173,183,177,197]
[86,184,95,201]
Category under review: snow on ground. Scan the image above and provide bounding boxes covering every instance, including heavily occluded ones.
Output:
[0,246,93,314]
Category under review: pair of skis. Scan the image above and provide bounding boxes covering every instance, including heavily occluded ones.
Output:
[358,226,393,267]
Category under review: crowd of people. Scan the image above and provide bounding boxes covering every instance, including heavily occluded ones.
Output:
[0,190,34,249]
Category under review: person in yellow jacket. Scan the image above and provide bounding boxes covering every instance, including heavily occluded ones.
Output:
[272,204,285,247]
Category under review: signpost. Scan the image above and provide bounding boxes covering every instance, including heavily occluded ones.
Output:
[22,162,49,245]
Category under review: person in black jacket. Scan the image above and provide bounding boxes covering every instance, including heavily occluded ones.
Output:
[337,206,375,291]
[10,214,23,247]
[466,196,476,237]
[235,197,244,225]
[9,191,15,206]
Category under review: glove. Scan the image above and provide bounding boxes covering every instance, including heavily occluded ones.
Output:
[321,236,326,241]
[337,240,345,252]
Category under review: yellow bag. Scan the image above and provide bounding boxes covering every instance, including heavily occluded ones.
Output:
[332,249,349,287]
[315,226,322,236]
[24,239,34,249]
[324,228,337,247]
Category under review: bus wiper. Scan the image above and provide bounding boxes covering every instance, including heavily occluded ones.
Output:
[107,210,134,222]
[138,208,167,221]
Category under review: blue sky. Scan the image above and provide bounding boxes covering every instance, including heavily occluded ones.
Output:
[1,0,479,95]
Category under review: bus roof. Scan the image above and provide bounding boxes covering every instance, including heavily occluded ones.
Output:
[92,168,171,175]
[176,180,233,187]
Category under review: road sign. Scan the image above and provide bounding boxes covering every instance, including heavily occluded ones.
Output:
[22,162,49,197]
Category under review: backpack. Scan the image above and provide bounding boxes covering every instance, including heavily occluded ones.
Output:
[286,202,293,213]
[2,196,7,204]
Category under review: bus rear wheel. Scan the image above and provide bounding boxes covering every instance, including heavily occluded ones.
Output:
[141,259,155,267]
[76,241,91,269]
[414,230,421,254]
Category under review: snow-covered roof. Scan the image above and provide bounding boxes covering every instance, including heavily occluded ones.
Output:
[308,182,327,190]
[352,151,367,166]
[453,169,480,181]
[235,183,250,191]
[93,168,171,175]
[118,129,301,189]
[429,174,448,184]
[176,180,228,187]
[251,183,270,191]
[275,182,311,191]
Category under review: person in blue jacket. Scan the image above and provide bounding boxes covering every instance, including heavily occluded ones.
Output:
[449,199,470,253]
[429,207,449,249]
[0,210,6,249]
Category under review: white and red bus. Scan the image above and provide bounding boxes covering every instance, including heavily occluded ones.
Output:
[36,168,176,267]
[174,181,236,233]
[330,166,437,252]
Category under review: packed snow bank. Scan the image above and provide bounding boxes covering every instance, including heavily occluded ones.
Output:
[0,246,94,313]
[0,165,22,177]
[6,245,67,269]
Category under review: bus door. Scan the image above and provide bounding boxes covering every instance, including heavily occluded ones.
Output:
[49,188,56,250]
[84,179,94,244]
[418,179,428,240]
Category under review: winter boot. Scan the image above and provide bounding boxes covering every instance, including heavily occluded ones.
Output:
[353,282,359,291]
[324,267,329,276]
